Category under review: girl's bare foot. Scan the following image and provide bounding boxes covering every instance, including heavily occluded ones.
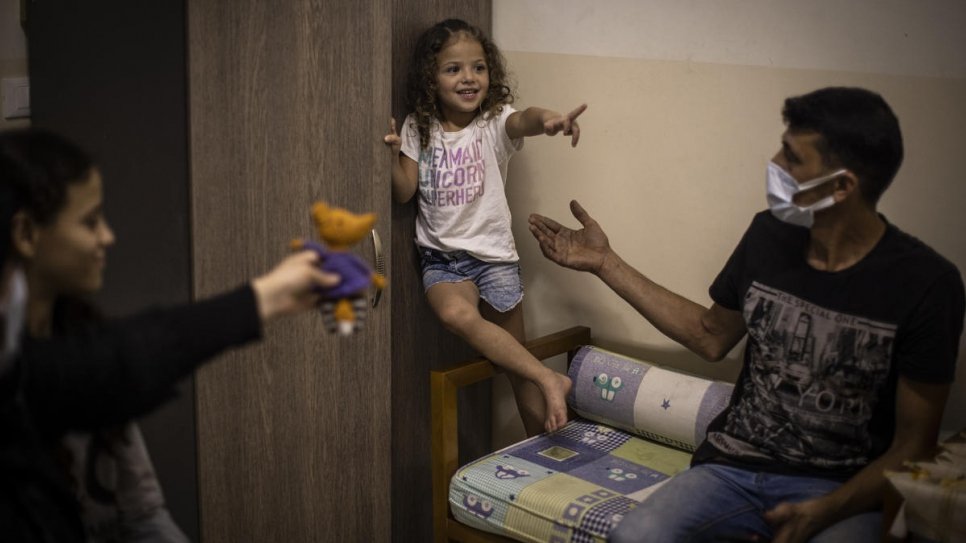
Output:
[537,371,572,433]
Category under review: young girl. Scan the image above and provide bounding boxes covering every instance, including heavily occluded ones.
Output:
[8,131,189,542]
[384,18,586,435]
[2,128,336,542]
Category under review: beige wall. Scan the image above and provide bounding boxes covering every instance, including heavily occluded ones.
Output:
[492,0,966,445]
[0,0,29,130]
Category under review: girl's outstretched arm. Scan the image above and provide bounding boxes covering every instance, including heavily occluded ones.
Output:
[383,117,419,203]
[506,103,587,146]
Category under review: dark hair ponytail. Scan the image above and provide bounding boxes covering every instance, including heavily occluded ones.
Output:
[0,128,95,226]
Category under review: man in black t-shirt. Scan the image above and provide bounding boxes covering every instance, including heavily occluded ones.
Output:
[529,87,964,543]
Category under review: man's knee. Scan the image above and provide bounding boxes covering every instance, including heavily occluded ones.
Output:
[608,501,672,543]
[607,524,639,543]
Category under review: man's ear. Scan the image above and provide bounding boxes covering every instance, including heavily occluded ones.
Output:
[833,170,860,203]
[10,210,38,259]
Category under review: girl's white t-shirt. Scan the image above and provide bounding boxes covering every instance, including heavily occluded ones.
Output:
[400,106,523,263]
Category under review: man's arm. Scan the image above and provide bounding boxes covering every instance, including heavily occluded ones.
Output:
[506,104,587,147]
[598,252,747,361]
[765,377,949,543]
[529,199,746,361]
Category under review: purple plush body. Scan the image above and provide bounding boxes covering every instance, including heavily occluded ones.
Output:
[301,240,373,299]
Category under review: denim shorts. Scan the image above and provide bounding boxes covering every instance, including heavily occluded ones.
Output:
[419,246,523,312]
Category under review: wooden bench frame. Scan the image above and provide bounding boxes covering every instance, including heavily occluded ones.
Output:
[430,326,593,543]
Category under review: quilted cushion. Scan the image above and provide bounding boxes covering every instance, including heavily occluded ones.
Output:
[450,419,691,542]
[567,346,733,452]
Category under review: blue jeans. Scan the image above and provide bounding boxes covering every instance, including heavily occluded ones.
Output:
[608,463,881,543]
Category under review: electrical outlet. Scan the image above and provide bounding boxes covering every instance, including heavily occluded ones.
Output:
[2,77,30,120]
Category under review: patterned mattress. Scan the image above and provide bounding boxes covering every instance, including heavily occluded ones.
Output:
[449,346,735,542]
[449,419,691,542]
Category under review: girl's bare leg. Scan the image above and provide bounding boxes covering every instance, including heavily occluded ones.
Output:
[427,281,571,434]
[481,301,546,436]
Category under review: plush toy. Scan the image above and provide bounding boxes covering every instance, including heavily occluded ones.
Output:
[291,201,387,335]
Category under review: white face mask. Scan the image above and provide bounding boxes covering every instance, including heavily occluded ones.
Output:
[1,267,27,373]
[766,161,847,228]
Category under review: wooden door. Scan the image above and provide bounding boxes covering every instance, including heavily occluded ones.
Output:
[389,4,493,542]
[188,1,392,541]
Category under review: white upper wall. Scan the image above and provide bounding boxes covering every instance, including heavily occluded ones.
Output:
[494,0,966,79]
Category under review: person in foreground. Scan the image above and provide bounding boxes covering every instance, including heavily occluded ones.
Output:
[528,87,964,543]
[0,128,339,542]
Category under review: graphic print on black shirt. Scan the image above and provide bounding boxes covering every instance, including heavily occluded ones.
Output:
[709,281,896,469]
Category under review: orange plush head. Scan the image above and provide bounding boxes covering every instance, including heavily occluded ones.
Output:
[311,201,376,251]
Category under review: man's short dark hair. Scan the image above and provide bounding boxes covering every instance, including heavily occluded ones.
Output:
[782,87,903,205]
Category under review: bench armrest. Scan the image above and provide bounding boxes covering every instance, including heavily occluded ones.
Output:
[430,326,591,542]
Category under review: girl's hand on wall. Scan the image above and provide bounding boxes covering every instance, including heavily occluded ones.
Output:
[383,118,402,155]
[543,103,587,147]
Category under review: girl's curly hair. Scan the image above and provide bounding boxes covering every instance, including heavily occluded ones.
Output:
[405,19,514,149]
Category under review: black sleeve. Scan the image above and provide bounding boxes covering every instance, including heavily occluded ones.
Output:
[895,268,965,383]
[709,215,758,311]
[22,285,262,434]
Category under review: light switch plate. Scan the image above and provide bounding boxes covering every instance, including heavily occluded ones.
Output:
[2,77,30,120]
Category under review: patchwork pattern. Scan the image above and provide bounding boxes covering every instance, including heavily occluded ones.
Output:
[695,381,734,445]
[568,348,649,426]
[567,453,669,494]
[574,496,638,543]
[570,346,734,451]
[450,346,736,542]
[450,419,690,542]
[556,422,631,453]
[609,436,692,477]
